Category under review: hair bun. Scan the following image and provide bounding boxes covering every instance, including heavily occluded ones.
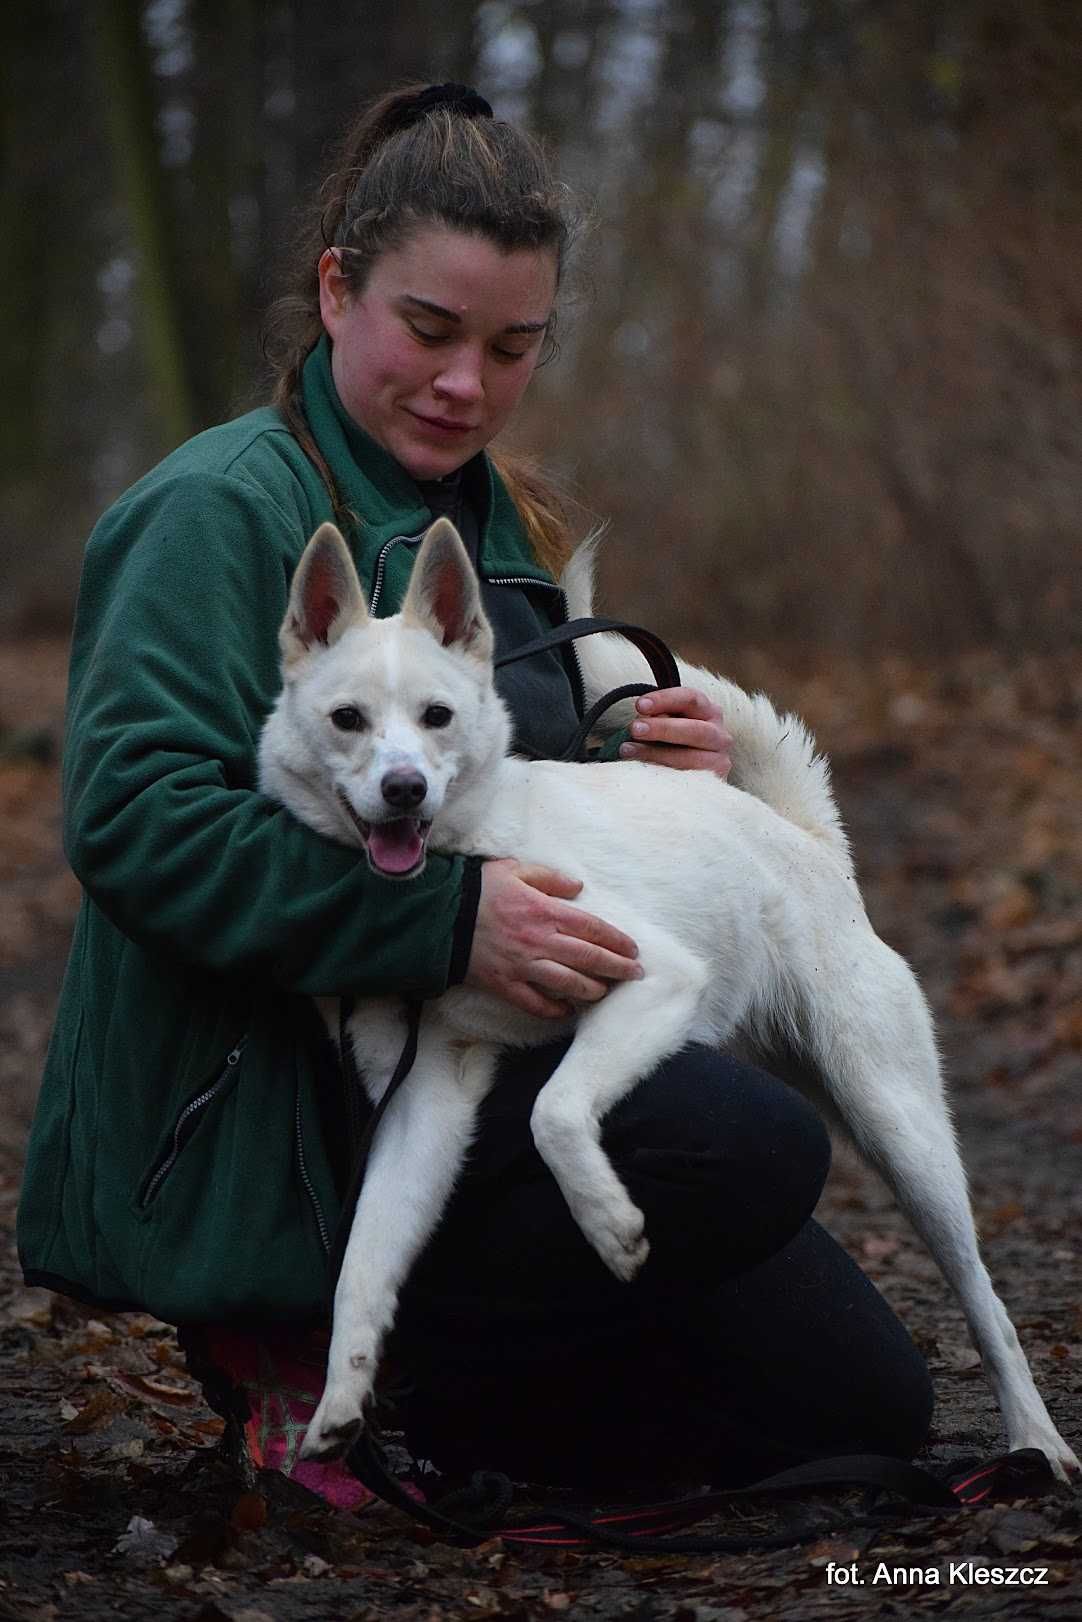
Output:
[396,82,494,129]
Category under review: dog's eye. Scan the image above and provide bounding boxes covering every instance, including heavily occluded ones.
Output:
[330,706,366,732]
[423,704,453,729]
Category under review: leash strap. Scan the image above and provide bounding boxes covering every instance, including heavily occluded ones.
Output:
[495,615,682,760]
[494,615,681,691]
[348,1428,1056,1552]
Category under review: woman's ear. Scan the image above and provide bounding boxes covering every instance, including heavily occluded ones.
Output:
[317,248,351,333]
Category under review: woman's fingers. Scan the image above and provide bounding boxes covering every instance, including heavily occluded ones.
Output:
[619,687,733,777]
[465,859,641,1016]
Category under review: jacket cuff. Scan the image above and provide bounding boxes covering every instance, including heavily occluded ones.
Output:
[446,855,485,987]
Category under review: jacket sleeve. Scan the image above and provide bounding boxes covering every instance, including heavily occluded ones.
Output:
[63,471,473,998]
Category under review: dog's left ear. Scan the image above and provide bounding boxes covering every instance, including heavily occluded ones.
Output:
[402,518,493,662]
[281,523,367,665]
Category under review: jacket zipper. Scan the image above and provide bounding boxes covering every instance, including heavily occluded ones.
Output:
[488,575,586,717]
[368,531,427,615]
[295,1086,331,1254]
[140,1040,247,1207]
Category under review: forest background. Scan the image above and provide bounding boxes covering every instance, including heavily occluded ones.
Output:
[3,0,1080,652]
[2,5,1082,1612]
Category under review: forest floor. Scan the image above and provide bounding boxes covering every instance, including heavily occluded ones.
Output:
[1,636,1080,1621]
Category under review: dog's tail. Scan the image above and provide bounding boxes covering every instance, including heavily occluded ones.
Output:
[561,536,850,863]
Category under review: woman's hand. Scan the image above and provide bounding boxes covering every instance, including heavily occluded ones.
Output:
[618,687,733,778]
[465,858,643,1019]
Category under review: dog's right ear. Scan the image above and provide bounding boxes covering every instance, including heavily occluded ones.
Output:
[401,517,493,662]
[281,523,368,666]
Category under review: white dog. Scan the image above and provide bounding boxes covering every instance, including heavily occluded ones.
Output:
[258,518,1078,1482]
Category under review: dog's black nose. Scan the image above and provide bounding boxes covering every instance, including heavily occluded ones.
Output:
[382,769,427,810]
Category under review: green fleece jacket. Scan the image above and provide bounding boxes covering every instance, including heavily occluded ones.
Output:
[17,338,596,1325]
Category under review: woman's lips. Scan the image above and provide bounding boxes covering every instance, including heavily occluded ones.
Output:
[410,411,478,435]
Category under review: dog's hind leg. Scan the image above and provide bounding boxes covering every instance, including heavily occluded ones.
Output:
[800,932,1080,1482]
[530,935,712,1283]
[302,1031,496,1461]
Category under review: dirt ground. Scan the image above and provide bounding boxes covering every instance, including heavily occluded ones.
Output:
[1,637,1080,1620]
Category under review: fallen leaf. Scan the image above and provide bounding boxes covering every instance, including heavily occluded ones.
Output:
[113,1516,179,1565]
[110,1371,198,1406]
[161,1564,195,1587]
[805,1537,863,1566]
[230,1492,268,1532]
[62,1388,122,1434]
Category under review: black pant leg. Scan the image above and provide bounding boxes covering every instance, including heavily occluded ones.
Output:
[390,1044,932,1490]
[403,1041,832,1305]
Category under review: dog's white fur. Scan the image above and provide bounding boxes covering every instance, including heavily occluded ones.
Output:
[259,519,1078,1481]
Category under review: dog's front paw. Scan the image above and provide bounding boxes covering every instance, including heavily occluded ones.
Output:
[300,1339,381,1462]
[575,1193,650,1283]
[300,1384,369,1462]
[1045,1439,1082,1488]
[1010,1422,1082,1488]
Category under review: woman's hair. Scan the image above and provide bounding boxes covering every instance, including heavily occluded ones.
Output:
[263,82,585,576]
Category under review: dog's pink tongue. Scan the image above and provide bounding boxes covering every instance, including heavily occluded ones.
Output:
[369,818,424,875]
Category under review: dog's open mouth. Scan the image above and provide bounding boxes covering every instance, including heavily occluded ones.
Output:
[337,792,431,878]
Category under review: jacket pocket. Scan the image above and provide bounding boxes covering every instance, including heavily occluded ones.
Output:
[136,1038,247,1210]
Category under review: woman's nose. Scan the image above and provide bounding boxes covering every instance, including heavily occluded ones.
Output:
[433,345,485,403]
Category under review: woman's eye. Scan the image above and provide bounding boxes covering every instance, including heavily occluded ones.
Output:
[423,704,453,729]
[408,322,447,345]
[330,706,366,732]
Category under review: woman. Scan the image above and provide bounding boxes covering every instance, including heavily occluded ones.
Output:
[18,82,932,1504]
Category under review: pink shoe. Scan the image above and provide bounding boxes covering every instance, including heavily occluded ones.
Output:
[195,1326,377,1512]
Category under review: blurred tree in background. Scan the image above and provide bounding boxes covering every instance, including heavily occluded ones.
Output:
[2,0,1079,653]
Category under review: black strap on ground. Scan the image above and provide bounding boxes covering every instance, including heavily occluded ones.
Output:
[348,1428,1057,1552]
[330,998,423,1283]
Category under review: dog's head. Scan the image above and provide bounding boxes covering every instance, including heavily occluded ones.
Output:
[264,517,508,879]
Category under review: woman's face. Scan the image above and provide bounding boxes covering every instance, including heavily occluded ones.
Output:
[318,224,558,481]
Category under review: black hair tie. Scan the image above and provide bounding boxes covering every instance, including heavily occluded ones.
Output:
[398,82,494,128]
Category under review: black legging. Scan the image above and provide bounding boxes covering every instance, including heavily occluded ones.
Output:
[388,1041,934,1491]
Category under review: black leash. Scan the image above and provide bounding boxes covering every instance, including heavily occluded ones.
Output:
[493,614,680,692]
[345,1427,1059,1552]
[494,614,681,762]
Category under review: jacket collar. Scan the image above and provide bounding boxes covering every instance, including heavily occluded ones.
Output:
[301,336,554,584]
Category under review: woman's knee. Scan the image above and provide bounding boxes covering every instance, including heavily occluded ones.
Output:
[604,1051,833,1276]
